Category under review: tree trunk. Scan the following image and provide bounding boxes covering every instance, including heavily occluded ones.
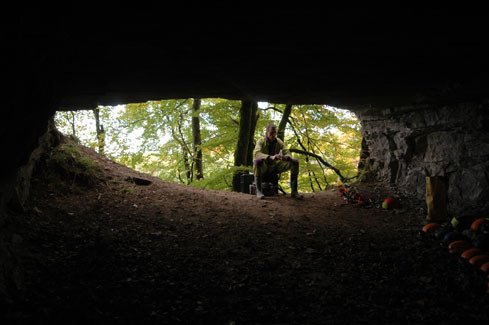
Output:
[192,98,203,180]
[168,112,193,184]
[233,100,254,191]
[277,104,292,141]
[70,111,76,137]
[177,113,192,183]
[93,107,105,155]
[182,149,191,184]
[234,100,253,167]
[246,101,259,166]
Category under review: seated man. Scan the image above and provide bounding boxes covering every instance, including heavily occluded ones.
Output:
[253,123,303,200]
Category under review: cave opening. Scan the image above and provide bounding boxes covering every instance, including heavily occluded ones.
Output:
[52,99,363,194]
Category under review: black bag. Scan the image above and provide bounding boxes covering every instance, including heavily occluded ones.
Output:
[261,182,277,196]
[240,173,254,194]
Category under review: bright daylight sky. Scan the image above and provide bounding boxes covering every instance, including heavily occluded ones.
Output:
[56,102,355,154]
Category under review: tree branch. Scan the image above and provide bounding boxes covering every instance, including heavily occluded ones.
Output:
[289,148,347,183]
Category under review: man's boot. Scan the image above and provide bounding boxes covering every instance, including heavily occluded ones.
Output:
[255,175,265,199]
[290,175,303,200]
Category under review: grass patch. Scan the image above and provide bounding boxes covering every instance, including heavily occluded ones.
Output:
[47,142,103,187]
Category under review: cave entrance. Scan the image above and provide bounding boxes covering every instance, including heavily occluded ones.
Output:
[53,99,362,193]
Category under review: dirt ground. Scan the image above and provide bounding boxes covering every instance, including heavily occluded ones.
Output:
[4,140,489,324]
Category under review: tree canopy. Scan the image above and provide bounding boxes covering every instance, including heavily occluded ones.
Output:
[55,99,361,192]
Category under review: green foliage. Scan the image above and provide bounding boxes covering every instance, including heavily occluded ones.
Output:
[54,101,361,193]
[279,104,362,191]
[48,141,102,186]
[191,166,243,191]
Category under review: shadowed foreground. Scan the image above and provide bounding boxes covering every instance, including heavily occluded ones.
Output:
[4,142,489,324]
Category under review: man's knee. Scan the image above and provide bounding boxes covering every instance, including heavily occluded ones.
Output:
[254,158,265,167]
[290,158,299,174]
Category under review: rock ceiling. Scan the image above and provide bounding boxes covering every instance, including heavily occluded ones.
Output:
[14,6,489,110]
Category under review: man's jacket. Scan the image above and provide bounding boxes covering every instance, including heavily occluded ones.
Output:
[253,137,291,161]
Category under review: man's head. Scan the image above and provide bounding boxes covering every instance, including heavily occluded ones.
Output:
[266,123,277,141]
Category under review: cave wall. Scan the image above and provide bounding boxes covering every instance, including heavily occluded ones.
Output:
[1,54,58,300]
[0,110,57,303]
[2,6,488,305]
[356,100,489,216]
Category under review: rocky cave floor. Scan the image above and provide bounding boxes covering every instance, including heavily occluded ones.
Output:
[3,141,489,324]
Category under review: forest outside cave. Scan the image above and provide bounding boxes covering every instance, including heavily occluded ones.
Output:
[54,99,363,194]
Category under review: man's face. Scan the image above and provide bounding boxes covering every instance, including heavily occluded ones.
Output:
[266,127,277,141]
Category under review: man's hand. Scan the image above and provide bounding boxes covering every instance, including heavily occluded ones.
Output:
[269,154,290,161]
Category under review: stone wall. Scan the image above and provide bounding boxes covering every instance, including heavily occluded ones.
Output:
[0,118,60,304]
[356,100,489,216]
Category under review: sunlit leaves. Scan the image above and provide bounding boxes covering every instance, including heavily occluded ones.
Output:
[282,104,362,188]
[54,100,361,192]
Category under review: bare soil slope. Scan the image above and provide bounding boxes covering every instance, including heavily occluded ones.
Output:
[5,138,489,324]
